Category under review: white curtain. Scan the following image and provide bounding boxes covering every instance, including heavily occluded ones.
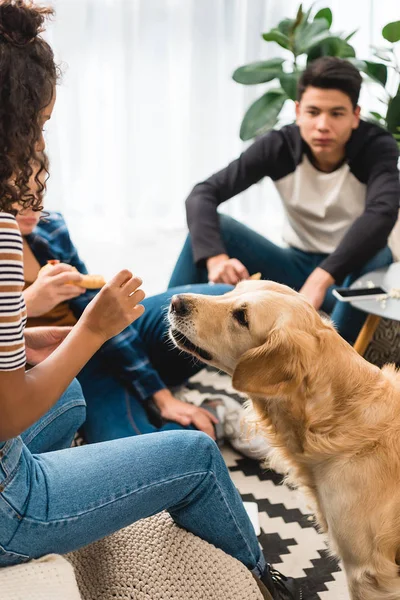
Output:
[43,0,299,243]
[44,0,399,247]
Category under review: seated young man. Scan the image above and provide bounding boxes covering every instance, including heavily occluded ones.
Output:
[169,57,400,344]
[20,208,231,444]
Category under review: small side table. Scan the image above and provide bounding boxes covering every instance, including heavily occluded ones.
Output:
[351,262,400,355]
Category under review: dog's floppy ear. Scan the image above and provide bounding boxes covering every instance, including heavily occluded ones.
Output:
[232,328,314,398]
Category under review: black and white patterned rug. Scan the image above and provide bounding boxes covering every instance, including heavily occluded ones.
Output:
[186,367,350,600]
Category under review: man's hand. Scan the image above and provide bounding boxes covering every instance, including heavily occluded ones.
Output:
[153,389,218,440]
[24,326,72,365]
[24,262,85,317]
[299,267,335,310]
[207,254,249,285]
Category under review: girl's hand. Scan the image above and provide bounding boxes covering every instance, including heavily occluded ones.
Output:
[24,326,72,365]
[79,270,145,343]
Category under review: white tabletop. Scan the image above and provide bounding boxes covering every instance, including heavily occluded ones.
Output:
[349,262,400,320]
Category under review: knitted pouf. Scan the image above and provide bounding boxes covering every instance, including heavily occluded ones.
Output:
[67,511,263,600]
[0,554,82,600]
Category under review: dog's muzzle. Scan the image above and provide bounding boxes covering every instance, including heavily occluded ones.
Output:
[169,328,212,362]
[169,295,213,361]
[170,294,191,317]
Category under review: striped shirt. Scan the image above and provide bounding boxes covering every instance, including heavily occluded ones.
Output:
[0,212,26,371]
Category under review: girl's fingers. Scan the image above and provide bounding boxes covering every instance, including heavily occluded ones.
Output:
[108,270,134,288]
[124,276,144,296]
[131,304,145,320]
[128,288,145,305]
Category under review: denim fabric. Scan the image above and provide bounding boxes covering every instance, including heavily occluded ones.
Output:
[28,212,231,402]
[78,283,232,443]
[20,379,86,454]
[168,214,393,344]
[0,381,265,576]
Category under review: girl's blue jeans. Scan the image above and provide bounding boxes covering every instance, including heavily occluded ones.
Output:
[0,379,265,576]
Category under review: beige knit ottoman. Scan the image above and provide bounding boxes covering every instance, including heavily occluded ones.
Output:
[0,553,83,600]
[67,511,263,600]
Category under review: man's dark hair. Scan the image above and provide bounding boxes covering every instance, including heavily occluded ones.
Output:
[297,57,362,109]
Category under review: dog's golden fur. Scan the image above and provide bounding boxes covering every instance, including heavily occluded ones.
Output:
[169,280,400,600]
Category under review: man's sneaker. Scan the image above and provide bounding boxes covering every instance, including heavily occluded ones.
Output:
[260,564,303,600]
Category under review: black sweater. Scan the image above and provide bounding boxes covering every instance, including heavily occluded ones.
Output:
[186,121,400,283]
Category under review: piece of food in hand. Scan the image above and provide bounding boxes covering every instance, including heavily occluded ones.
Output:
[250,272,262,280]
[77,274,107,289]
[39,260,106,289]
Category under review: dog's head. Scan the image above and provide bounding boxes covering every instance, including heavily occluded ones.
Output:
[168,280,334,399]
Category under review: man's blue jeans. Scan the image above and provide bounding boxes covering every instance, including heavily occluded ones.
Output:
[0,380,265,576]
[169,215,393,344]
[77,283,232,443]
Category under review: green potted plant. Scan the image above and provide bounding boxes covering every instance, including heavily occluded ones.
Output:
[233,3,357,140]
[353,20,400,148]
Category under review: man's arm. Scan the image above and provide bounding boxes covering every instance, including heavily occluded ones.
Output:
[186,129,287,266]
[97,326,166,401]
[318,136,400,284]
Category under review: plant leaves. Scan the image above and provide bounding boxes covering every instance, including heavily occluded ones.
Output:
[351,59,388,87]
[382,21,400,43]
[262,29,290,50]
[345,29,358,42]
[277,18,296,37]
[302,2,316,25]
[307,37,355,62]
[371,45,393,62]
[232,59,284,85]
[370,111,385,122]
[386,86,400,134]
[240,89,287,141]
[295,19,334,54]
[279,72,301,101]
[365,61,388,86]
[294,4,304,30]
[314,8,332,28]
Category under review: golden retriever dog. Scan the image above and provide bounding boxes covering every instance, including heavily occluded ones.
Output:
[168,280,400,600]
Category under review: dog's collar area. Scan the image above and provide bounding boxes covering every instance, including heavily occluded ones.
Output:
[170,329,212,361]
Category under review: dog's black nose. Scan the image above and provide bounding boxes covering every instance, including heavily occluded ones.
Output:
[170,295,190,316]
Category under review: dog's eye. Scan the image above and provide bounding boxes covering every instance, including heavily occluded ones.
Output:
[233,308,249,328]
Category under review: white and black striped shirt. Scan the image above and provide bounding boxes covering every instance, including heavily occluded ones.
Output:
[0,212,26,371]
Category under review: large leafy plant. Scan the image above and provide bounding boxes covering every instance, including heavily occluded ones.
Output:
[233,4,357,140]
[354,20,400,148]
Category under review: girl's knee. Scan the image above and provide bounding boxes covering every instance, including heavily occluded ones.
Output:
[61,379,86,405]
[56,380,87,431]
[68,401,87,431]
